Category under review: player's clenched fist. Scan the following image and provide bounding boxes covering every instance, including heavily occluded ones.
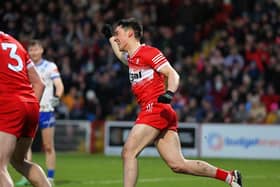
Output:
[101,24,113,40]
[157,90,174,104]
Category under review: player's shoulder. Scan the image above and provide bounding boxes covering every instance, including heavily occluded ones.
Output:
[1,32,16,44]
[140,45,161,55]
[44,59,57,67]
[0,32,25,50]
[141,44,159,52]
[0,32,29,62]
[0,31,10,41]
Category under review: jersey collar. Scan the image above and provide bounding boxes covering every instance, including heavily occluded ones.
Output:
[129,44,145,58]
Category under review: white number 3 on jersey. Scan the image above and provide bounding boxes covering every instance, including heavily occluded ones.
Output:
[1,43,23,72]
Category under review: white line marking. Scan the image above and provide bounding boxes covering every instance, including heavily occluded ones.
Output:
[64,176,280,185]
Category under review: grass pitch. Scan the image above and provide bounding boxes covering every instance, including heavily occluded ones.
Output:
[9,152,280,187]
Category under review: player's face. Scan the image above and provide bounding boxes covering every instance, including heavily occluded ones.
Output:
[28,44,43,63]
[114,26,129,52]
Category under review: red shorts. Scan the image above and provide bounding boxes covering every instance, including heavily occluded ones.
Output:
[135,103,178,131]
[0,100,39,138]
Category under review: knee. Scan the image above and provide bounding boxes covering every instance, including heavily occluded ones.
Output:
[0,166,8,174]
[121,146,136,161]
[0,169,13,187]
[10,156,23,170]
[10,155,21,167]
[43,144,54,154]
[121,147,130,160]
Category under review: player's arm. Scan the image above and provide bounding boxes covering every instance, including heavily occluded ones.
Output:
[109,37,128,65]
[159,63,180,92]
[102,24,128,65]
[157,63,180,103]
[53,77,64,98]
[50,77,64,107]
[28,65,45,101]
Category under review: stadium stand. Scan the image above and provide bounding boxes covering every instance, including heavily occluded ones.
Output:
[1,0,279,124]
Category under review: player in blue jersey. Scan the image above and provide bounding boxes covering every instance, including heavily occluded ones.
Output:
[16,40,64,186]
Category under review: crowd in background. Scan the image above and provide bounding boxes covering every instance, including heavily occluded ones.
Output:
[1,0,280,124]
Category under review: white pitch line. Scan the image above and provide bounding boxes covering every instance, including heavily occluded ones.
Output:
[66,176,280,185]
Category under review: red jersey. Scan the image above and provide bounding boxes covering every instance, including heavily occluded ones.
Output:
[0,32,37,102]
[128,45,168,109]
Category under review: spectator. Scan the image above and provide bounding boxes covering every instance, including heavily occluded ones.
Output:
[265,102,280,124]
[184,97,199,123]
[209,74,229,112]
[248,94,267,124]
[1,0,279,124]
[233,103,249,123]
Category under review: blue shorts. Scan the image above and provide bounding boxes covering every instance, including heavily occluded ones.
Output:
[39,112,56,129]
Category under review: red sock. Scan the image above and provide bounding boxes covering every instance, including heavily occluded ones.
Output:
[215,168,232,184]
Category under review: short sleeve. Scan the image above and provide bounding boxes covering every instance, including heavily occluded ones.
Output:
[143,47,169,71]
[50,63,60,79]
[25,52,34,69]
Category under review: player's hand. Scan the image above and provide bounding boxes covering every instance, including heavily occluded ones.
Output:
[157,90,174,104]
[101,24,113,40]
[50,96,60,107]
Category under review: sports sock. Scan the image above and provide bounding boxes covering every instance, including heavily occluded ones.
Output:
[215,168,232,184]
[47,169,55,179]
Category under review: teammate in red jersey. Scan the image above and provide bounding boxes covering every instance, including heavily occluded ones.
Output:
[102,18,242,187]
[0,31,51,187]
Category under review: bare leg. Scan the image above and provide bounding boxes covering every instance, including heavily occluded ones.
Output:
[155,130,218,177]
[0,131,17,187]
[122,124,160,187]
[11,137,51,187]
[26,147,32,161]
[14,146,32,186]
[41,127,56,176]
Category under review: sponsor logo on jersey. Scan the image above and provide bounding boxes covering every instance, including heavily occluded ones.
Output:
[129,71,142,82]
[129,69,154,83]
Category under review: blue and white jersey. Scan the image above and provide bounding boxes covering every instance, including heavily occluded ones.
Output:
[35,59,60,112]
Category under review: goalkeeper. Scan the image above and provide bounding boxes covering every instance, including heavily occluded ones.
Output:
[16,40,64,186]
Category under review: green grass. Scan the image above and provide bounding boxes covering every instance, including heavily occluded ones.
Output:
[9,152,280,187]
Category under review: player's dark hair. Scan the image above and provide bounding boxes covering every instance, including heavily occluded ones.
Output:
[115,18,143,40]
[28,39,43,48]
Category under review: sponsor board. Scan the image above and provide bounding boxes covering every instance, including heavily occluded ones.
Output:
[104,121,198,157]
[201,124,280,159]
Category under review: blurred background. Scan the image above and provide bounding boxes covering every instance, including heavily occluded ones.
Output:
[1,0,280,157]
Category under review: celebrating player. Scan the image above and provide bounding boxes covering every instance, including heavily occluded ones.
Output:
[101,18,242,187]
[0,31,51,187]
[16,40,64,186]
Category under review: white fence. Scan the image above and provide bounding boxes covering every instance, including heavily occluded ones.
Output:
[55,120,91,152]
